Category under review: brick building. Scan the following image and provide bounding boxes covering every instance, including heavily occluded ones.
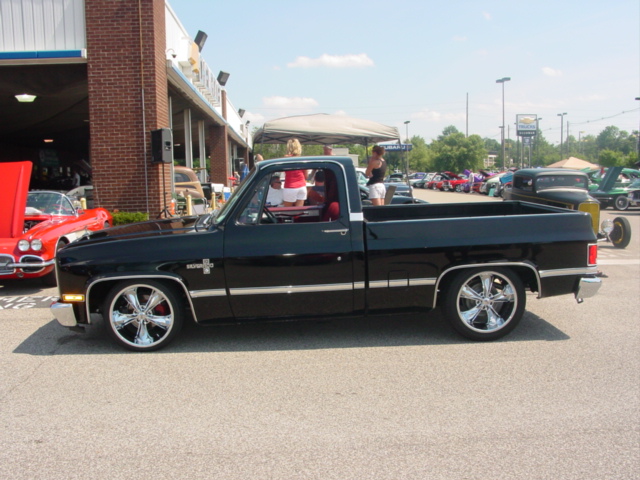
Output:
[0,0,251,215]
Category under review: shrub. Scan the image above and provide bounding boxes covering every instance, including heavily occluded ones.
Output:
[111,211,149,225]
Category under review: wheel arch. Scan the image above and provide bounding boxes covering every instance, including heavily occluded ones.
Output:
[433,261,541,308]
[86,274,195,323]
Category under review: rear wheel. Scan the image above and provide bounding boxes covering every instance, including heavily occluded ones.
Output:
[610,216,631,249]
[443,267,525,341]
[102,280,184,351]
[614,195,629,211]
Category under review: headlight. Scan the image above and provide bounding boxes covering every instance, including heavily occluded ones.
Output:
[601,219,614,234]
[17,239,43,251]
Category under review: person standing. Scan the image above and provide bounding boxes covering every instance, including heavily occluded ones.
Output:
[323,145,333,155]
[365,145,387,206]
[467,169,475,193]
[283,138,308,207]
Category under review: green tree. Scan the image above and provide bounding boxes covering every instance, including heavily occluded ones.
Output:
[407,135,434,172]
[598,149,625,167]
[430,128,487,172]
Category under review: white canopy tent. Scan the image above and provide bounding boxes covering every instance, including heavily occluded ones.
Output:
[252,113,401,146]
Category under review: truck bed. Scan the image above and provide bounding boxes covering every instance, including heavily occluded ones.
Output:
[362,200,569,222]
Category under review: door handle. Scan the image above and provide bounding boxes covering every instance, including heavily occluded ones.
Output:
[322,229,348,235]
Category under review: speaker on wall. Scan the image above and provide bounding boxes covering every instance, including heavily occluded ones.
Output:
[151,128,173,164]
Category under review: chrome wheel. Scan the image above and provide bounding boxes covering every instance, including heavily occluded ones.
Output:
[103,280,183,351]
[444,268,525,340]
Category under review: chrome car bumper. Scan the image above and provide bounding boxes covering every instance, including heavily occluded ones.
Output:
[51,301,79,327]
[575,275,602,303]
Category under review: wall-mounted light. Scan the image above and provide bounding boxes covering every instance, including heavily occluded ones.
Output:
[238,109,245,118]
[43,139,54,143]
[194,31,208,52]
[15,94,37,102]
[166,48,177,59]
[217,71,230,86]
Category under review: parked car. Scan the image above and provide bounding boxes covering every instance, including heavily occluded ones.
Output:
[408,172,427,186]
[1,161,112,285]
[51,156,601,351]
[414,172,436,189]
[626,178,640,208]
[440,173,469,192]
[174,165,209,214]
[588,166,640,211]
[503,167,631,249]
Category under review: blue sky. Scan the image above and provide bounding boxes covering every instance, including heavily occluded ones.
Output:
[169,0,639,146]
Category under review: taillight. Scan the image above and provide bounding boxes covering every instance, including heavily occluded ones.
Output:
[588,244,597,266]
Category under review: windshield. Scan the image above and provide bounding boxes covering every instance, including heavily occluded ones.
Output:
[26,192,76,216]
[214,167,256,224]
[535,175,588,191]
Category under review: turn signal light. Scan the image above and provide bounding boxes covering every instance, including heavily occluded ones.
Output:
[62,294,85,302]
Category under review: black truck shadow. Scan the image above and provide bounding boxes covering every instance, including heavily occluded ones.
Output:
[14,309,569,356]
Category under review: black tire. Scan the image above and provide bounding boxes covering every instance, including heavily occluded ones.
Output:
[102,280,184,351]
[455,185,462,193]
[614,195,629,211]
[443,267,525,341]
[610,216,631,249]
[42,239,67,286]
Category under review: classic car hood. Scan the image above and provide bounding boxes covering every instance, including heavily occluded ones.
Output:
[0,161,32,239]
[597,166,623,192]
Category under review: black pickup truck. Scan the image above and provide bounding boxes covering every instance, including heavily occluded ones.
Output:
[51,156,602,351]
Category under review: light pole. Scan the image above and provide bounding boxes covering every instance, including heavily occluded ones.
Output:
[635,98,640,157]
[496,77,511,169]
[536,117,542,166]
[557,112,567,160]
[579,131,585,153]
[404,120,411,187]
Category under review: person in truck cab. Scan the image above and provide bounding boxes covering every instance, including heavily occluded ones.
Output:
[283,138,309,207]
[266,175,284,206]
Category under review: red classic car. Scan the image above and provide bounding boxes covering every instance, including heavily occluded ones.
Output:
[1,161,112,285]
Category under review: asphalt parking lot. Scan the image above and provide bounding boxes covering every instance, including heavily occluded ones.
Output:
[1,191,638,479]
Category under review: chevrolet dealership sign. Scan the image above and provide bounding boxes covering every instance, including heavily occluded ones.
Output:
[516,114,538,137]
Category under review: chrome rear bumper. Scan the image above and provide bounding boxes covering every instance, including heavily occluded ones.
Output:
[575,275,602,303]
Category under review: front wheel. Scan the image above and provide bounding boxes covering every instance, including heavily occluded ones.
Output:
[610,216,631,249]
[614,195,630,211]
[102,280,184,351]
[443,267,525,341]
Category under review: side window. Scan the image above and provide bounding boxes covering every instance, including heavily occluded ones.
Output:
[514,176,532,192]
[237,167,343,225]
[236,175,270,225]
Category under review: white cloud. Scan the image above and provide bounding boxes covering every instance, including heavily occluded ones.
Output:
[542,66,563,77]
[483,12,492,20]
[413,109,465,122]
[263,96,319,109]
[453,35,467,42]
[287,53,374,68]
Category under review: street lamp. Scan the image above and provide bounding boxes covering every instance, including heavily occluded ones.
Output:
[496,77,511,169]
[404,120,411,189]
[557,112,567,160]
[635,98,640,156]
